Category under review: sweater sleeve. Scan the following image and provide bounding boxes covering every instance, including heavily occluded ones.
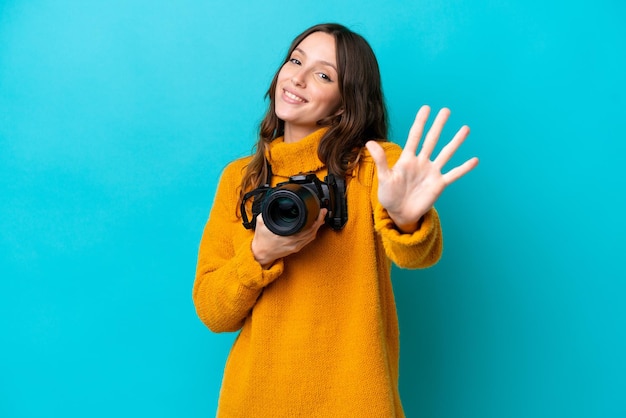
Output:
[367,142,443,269]
[192,160,284,333]
[373,203,442,268]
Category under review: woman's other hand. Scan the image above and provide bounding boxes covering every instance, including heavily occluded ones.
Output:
[366,105,479,233]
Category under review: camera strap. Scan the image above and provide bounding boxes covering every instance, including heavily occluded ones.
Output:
[241,159,274,230]
[325,173,348,230]
[263,158,273,187]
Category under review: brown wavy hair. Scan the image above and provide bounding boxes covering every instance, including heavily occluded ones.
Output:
[239,23,388,208]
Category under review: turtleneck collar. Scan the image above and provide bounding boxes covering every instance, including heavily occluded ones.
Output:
[266,128,328,177]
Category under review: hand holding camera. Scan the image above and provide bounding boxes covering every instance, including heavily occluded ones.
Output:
[251,207,328,268]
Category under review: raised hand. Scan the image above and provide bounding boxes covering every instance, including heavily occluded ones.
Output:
[365,105,479,233]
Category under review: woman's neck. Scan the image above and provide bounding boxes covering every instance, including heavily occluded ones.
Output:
[283,124,318,144]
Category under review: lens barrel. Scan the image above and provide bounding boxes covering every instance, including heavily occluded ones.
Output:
[262,183,321,236]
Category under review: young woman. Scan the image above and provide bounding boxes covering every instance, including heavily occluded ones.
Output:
[193,23,478,417]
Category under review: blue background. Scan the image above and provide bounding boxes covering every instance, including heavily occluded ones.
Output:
[1,1,624,417]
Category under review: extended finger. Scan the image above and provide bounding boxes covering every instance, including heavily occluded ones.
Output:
[419,107,450,159]
[443,157,479,185]
[433,125,471,168]
[365,140,391,181]
[402,105,431,157]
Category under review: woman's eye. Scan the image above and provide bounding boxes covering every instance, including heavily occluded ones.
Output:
[318,73,332,82]
[289,58,301,65]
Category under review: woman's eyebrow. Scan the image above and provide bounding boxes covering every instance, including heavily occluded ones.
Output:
[293,47,338,71]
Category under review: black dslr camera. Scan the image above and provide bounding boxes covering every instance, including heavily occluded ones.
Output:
[241,173,348,236]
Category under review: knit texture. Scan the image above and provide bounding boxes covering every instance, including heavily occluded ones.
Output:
[193,128,443,417]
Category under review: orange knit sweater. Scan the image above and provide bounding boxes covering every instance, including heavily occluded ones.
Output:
[193,128,442,417]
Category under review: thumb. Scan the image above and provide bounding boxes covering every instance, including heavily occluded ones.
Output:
[365,140,390,180]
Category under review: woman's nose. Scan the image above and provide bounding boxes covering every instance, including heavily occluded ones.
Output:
[291,71,305,87]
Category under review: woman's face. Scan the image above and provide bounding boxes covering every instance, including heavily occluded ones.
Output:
[274,31,342,142]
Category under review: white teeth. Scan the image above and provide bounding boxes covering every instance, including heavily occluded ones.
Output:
[284,90,306,103]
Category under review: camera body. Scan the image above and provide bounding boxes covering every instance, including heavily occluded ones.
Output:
[241,173,348,236]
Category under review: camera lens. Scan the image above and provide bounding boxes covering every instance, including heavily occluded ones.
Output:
[274,197,300,224]
[263,184,320,236]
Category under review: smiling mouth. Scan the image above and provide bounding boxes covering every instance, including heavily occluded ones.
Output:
[283,89,307,103]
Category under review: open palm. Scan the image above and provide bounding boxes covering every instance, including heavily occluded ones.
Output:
[365,105,479,232]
